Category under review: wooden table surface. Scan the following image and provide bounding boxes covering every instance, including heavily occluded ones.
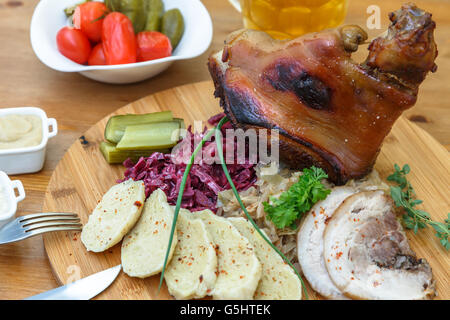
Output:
[0,0,448,299]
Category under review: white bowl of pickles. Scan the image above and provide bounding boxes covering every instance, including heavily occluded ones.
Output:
[30,0,213,84]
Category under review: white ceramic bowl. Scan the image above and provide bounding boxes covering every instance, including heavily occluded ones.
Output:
[0,171,25,229]
[30,0,213,84]
[0,107,58,175]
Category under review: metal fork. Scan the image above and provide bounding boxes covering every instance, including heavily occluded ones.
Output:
[0,213,82,245]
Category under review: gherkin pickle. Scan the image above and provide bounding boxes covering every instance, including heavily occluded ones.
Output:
[161,9,185,49]
[144,0,164,31]
[116,121,181,150]
[104,0,121,12]
[100,141,169,164]
[104,111,173,144]
[119,0,147,33]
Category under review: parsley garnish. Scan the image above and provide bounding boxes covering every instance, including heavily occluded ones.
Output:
[388,164,449,250]
[263,166,331,229]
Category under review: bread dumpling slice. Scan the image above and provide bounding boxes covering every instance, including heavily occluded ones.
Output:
[323,190,435,300]
[194,210,262,300]
[164,208,218,299]
[297,187,356,299]
[121,188,177,278]
[229,217,302,300]
[81,179,145,252]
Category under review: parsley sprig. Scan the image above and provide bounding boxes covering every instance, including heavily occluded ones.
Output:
[388,164,449,250]
[263,166,331,229]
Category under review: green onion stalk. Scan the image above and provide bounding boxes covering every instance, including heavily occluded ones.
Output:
[159,116,308,299]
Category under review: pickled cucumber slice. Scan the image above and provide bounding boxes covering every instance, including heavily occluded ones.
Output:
[105,0,121,12]
[172,118,186,141]
[161,9,185,49]
[173,117,186,129]
[116,121,180,150]
[120,0,147,33]
[100,141,169,164]
[144,0,164,31]
[104,111,173,144]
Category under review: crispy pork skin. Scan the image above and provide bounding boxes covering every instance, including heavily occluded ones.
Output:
[208,3,437,184]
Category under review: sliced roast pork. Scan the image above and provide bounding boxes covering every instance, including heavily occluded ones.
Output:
[323,190,435,300]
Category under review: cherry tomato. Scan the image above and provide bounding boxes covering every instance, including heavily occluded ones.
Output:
[88,43,106,65]
[56,27,91,64]
[73,1,108,43]
[136,31,172,62]
[102,12,137,65]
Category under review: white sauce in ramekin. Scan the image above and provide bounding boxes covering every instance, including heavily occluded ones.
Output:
[0,114,42,150]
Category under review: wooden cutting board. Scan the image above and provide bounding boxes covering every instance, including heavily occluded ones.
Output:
[43,81,450,300]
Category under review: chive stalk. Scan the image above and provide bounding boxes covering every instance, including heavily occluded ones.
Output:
[159,116,308,299]
[214,118,308,300]
[158,125,216,292]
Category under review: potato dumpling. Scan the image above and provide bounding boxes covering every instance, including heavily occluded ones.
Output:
[194,210,261,300]
[121,189,177,278]
[81,179,145,253]
[230,217,302,300]
[165,209,217,299]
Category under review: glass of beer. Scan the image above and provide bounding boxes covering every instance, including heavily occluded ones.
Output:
[228,0,349,39]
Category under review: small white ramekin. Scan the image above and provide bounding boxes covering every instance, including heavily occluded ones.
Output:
[0,171,25,229]
[0,107,58,175]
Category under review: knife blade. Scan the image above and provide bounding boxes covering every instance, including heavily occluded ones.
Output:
[25,264,122,300]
